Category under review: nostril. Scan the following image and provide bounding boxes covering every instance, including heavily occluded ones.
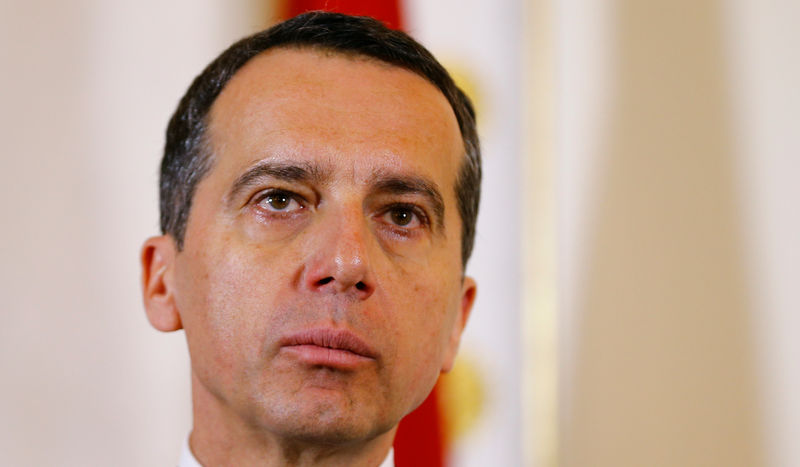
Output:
[355,281,367,291]
[317,277,333,286]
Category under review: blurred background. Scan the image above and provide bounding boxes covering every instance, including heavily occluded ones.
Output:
[0,0,797,466]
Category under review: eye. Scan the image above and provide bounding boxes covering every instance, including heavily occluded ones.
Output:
[255,190,304,212]
[381,205,425,229]
[390,208,414,226]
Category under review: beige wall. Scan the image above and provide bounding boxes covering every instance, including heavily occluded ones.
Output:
[551,1,800,466]
[563,1,764,464]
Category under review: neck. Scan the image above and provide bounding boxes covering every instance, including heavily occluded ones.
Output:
[189,373,396,467]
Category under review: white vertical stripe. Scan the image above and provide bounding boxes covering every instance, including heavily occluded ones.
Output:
[522,0,558,465]
[726,2,800,467]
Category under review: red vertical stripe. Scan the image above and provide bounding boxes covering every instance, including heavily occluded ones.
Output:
[393,384,445,467]
[282,0,403,30]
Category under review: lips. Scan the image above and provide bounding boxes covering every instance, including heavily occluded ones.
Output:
[279,329,377,369]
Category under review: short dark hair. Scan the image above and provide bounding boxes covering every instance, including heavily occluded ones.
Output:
[161,11,481,265]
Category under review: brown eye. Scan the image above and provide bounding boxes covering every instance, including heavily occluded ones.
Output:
[382,205,424,229]
[267,193,290,210]
[256,190,303,212]
[390,208,413,226]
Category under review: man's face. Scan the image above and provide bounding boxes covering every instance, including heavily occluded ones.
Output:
[163,48,475,443]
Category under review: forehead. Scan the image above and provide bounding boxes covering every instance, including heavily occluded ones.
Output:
[206,47,464,185]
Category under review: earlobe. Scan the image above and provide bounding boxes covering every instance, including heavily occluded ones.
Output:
[441,276,477,373]
[141,235,183,332]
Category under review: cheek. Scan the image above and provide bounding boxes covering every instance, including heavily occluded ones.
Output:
[176,243,289,376]
[384,268,459,376]
[382,283,461,414]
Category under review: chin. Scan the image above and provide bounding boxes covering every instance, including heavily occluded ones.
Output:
[261,393,398,446]
[275,412,393,447]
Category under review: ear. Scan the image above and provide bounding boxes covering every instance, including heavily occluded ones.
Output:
[141,235,183,332]
[441,276,477,373]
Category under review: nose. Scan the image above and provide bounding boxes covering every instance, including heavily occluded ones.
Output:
[301,207,375,299]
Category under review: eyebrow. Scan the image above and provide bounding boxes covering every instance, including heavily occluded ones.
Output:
[371,174,446,230]
[226,160,326,202]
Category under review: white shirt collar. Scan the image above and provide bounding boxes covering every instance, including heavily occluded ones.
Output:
[179,435,395,467]
[379,449,395,467]
[178,435,202,467]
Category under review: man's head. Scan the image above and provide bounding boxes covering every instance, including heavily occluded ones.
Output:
[160,12,481,267]
[142,12,481,461]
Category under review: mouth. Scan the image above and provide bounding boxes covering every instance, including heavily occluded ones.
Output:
[279,328,377,369]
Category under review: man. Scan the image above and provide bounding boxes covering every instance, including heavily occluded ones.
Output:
[141,12,481,466]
